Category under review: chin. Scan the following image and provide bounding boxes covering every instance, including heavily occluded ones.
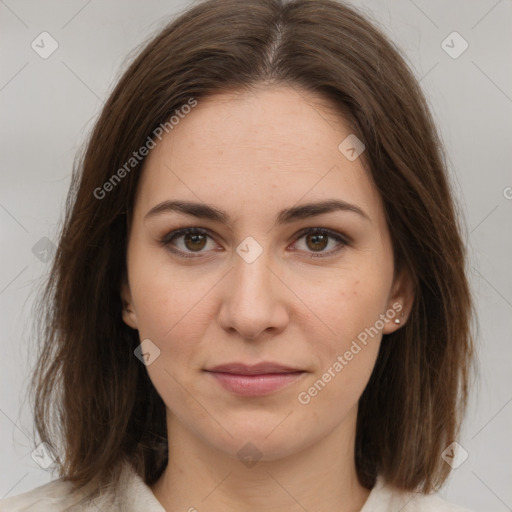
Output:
[196,415,316,463]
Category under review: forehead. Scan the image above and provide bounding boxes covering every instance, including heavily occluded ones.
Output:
[153,85,351,165]
[134,84,383,226]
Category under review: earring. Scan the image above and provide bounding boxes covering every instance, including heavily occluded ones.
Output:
[394,318,401,324]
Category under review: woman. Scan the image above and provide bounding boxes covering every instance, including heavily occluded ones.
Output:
[0,0,475,510]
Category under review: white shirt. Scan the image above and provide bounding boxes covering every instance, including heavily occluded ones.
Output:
[0,461,472,511]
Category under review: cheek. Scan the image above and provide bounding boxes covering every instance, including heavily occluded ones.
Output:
[294,267,391,353]
[294,283,385,418]
[132,280,213,376]
[290,262,392,408]
[126,251,218,411]
[129,266,213,419]
[129,243,216,340]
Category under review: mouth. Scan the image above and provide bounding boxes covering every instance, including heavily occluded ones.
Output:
[204,362,307,396]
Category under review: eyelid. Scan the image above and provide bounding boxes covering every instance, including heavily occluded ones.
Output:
[292,226,351,246]
[159,226,350,259]
[289,227,350,258]
[158,227,217,259]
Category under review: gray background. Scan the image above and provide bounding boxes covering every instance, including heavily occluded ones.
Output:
[1,0,511,510]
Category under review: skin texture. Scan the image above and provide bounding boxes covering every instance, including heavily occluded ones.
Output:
[121,84,414,512]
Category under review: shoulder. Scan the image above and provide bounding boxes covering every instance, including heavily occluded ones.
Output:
[0,462,164,512]
[0,477,85,511]
[397,493,473,512]
[362,476,473,512]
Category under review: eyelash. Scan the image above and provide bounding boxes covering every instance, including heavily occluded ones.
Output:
[158,227,350,259]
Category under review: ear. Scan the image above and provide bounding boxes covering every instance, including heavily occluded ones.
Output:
[382,266,415,335]
[120,277,138,330]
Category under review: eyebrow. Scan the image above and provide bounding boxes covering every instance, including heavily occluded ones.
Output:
[144,199,370,225]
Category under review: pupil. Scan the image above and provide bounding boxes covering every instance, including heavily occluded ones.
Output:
[307,233,328,251]
[185,233,206,251]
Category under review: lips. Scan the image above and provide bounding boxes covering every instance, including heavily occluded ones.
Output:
[205,362,303,375]
[204,362,306,396]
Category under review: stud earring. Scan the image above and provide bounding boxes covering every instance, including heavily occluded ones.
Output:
[394,318,401,324]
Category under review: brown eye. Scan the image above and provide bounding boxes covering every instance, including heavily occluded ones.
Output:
[183,232,207,251]
[293,228,349,258]
[160,227,348,260]
[160,227,217,258]
[305,232,329,252]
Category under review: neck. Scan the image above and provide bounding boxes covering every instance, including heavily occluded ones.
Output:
[150,405,372,512]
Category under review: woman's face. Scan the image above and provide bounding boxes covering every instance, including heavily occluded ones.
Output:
[121,84,412,462]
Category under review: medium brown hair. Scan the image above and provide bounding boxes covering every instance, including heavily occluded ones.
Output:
[28,0,475,499]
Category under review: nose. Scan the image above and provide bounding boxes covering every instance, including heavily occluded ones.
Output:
[217,248,290,341]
